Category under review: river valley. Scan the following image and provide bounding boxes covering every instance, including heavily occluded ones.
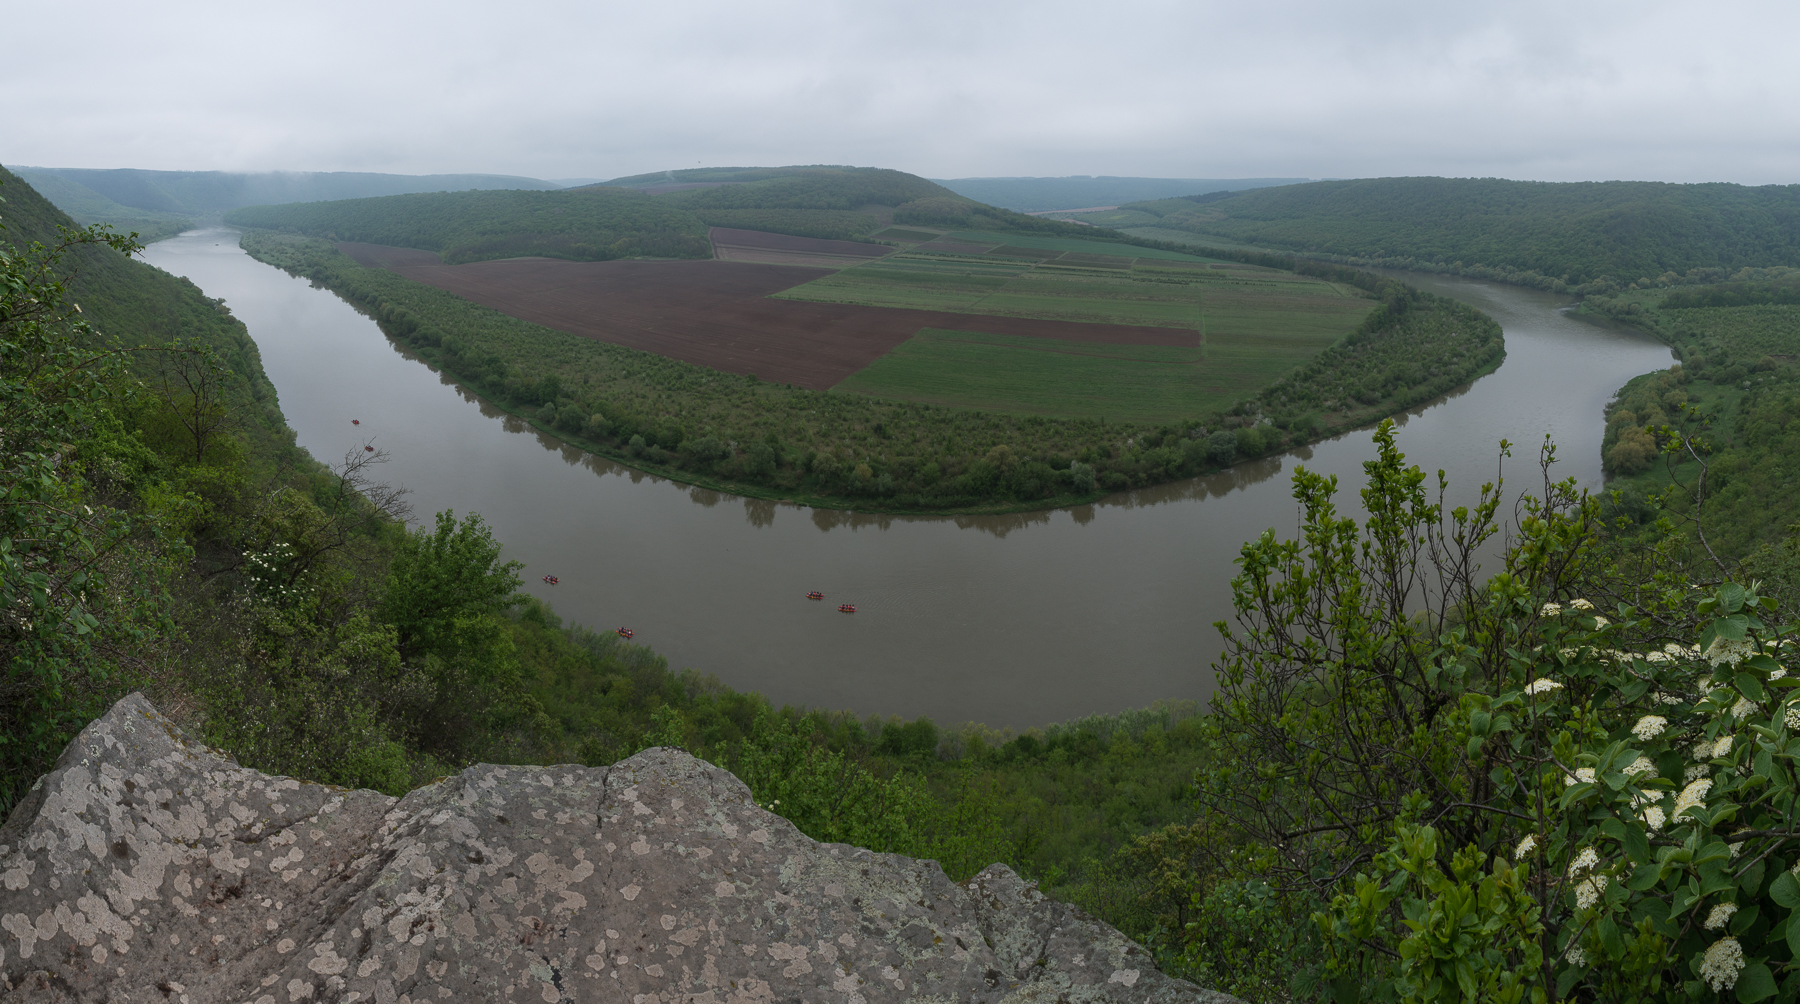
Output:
[142,229,1675,730]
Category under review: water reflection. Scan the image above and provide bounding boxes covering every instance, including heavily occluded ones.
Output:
[140,230,1675,729]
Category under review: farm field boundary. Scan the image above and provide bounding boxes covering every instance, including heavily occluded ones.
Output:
[370,251,1199,392]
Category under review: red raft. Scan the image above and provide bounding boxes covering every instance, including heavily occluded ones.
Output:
[806,591,824,600]
[616,627,635,639]
[542,575,559,585]
[838,604,856,613]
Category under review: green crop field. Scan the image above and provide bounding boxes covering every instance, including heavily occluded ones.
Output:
[831,328,1330,422]
[771,230,1376,421]
[775,236,1372,340]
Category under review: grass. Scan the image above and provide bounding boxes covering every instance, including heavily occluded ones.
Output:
[833,329,1236,421]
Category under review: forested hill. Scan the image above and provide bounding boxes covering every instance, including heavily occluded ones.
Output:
[225,165,1124,261]
[227,187,716,263]
[1118,177,1800,290]
[0,165,290,450]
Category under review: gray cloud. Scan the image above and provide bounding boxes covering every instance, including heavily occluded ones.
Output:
[6,0,1796,184]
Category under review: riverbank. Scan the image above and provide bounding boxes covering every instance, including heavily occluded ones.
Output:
[237,228,1505,516]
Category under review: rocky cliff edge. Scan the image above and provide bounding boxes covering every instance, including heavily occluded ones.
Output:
[0,693,1239,1003]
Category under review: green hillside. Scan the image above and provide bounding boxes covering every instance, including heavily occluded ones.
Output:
[11,170,194,243]
[1108,177,1800,291]
[226,187,713,264]
[0,166,289,449]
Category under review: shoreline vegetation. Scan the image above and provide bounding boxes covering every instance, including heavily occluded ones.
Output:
[234,228,1505,514]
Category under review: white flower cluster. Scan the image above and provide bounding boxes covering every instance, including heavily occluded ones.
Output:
[1675,778,1714,818]
[1686,763,1712,782]
[1701,936,1745,991]
[1785,703,1800,730]
[1565,943,1588,967]
[1564,767,1597,787]
[1654,691,1684,705]
[1642,804,1666,831]
[1540,602,1563,617]
[1631,715,1667,740]
[1623,756,1657,778]
[1695,736,1733,760]
[1706,637,1756,668]
[1730,696,1757,719]
[1574,875,1608,910]
[1513,834,1538,861]
[1567,847,1600,877]
[1525,677,1563,695]
[1568,598,1595,611]
[1704,902,1739,930]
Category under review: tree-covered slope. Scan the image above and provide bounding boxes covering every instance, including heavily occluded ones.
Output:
[0,165,289,447]
[225,187,713,264]
[11,170,194,244]
[1121,177,1800,289]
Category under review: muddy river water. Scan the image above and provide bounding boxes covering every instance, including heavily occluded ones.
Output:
[142,229,1675,729]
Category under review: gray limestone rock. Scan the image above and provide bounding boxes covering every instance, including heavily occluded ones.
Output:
[0,693,1240,1002]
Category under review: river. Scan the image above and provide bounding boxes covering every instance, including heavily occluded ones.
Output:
[140,229,1674,730]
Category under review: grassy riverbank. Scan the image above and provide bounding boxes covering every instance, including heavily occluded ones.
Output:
[236,229,1504,514]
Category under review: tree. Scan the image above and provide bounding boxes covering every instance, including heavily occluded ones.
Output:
[381,510,537,761]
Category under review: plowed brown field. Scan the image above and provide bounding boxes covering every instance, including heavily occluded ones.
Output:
[373,253,1195,390]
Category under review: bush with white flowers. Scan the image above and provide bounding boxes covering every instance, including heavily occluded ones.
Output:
[1205,424,1800,1002]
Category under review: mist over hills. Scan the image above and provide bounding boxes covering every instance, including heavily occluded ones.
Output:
[930,176,1312,213]
[13,166,564,217]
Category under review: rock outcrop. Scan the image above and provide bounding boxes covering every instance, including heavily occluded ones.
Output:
[0,694,1239,1002]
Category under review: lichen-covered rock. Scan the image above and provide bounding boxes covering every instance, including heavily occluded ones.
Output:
[0,693,1239,1002]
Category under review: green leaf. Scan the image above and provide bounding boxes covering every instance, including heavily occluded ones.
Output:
[1598,916,1624,956]
[1730,902,1761,935]
[1737,672,1767,703]
[1736,963,1776,1002]
[1624,825,1650,866]
[1773,872,1800,909]
[1717,614,1750,642]
[1721,582,1747,613]
[1626,863,1662,891]
[1747,653,1783,674]
[1619,678,1651,703]
[1788,911,1800,959]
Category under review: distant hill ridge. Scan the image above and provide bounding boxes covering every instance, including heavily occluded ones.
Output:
[225,165,1132,263]
[930,176,1311,213]
[1112,176,1800,290]
[14,166,565,217]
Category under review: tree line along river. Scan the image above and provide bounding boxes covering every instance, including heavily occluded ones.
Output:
[142,229,1675,731]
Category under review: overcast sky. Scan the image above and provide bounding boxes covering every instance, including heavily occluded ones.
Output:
[5,0,1796,185]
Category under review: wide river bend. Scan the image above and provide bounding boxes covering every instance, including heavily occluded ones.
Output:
[143,230,1673,730]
